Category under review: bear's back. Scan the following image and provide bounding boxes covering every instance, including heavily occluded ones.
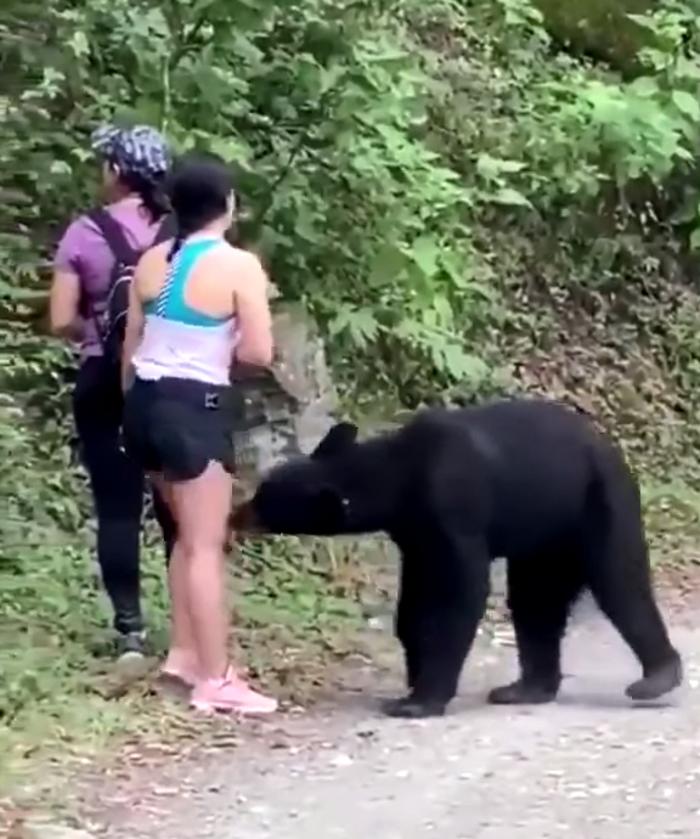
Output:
[402,398,600,460]
[395,398,620,557]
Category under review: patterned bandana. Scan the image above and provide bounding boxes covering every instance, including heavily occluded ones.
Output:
[91,124,171,182]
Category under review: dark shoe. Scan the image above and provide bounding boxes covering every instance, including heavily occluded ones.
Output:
[116,630,147,662]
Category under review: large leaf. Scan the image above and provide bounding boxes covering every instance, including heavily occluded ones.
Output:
[672,90,700,122]
[488,187,533,208]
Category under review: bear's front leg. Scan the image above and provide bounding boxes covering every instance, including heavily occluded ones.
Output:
[384,534,491,719]
[395,557,421,692]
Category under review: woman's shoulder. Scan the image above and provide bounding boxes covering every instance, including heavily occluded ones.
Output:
[57,211,100,242]
[57,206,136,251]
[136,239,171,269]
[217,243,265,277]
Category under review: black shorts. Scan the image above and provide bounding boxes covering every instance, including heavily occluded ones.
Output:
[123,377,236,482]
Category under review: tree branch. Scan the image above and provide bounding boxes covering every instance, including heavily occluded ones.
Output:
[168,10,210,71]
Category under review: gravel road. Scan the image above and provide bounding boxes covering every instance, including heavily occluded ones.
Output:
[80,592,700,839]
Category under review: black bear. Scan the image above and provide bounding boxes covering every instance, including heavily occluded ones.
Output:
[232,398,682,718]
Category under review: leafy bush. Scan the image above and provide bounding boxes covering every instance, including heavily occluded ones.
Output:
[5,0,700,779]
[4,0,700,392]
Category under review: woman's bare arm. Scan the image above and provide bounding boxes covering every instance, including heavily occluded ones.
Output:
[233,252,274,368]
[49,268,83,339]
[121,265,145,391]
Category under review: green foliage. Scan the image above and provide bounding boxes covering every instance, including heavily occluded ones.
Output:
[3,0,700,392]
[533,0,654,73]
[0,0,494,396]
[6,0,700,785]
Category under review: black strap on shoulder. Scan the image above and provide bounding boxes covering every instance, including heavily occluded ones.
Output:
[88,208,138,265]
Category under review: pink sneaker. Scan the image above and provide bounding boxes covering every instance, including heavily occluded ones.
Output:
[190,667,278,715]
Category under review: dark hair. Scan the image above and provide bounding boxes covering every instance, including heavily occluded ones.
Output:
[116,169,169,222]
[166,152,236,261]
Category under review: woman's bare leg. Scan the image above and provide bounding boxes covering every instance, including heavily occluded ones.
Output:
[164,541,200,679]
[150,475,198,680]
[170,461,232,679]
[169,462,276,713]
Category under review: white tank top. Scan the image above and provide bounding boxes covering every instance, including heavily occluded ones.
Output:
[132,237,239,386]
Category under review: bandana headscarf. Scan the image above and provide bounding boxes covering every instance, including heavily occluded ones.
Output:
[91,124,170,183]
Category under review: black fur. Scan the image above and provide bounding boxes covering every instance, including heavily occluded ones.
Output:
[232,399,682,717]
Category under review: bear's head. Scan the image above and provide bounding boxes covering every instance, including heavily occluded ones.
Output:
[231,421,364,537]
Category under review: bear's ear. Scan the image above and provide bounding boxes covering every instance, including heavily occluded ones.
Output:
[311,422,358,460]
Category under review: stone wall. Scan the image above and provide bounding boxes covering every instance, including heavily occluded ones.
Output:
[534,0,656,75]
[231,301,338,496]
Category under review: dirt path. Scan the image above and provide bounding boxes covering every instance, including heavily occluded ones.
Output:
[70,592,700,839]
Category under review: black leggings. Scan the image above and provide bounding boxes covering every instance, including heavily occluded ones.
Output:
[73,357,176,635]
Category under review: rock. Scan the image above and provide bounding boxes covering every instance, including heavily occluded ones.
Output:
[231,302,338,496]
[367,616,391,632]
[534,0,656,75]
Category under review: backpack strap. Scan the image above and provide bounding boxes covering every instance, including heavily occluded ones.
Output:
[85,210,173,352]
[85,209,137,355]
[88,208,138,265]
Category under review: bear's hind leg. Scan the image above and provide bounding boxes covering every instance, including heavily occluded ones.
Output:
[582,497,682,700]
[488,549,584,705]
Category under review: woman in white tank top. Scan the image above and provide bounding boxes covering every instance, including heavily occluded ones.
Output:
[122,153,277,715]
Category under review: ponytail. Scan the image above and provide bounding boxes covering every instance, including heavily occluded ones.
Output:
[120,170,169,222]
[139,183,169,221]
[166,216,200,263]
[167,232,184,263]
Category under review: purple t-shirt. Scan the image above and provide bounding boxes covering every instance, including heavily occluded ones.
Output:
[54,198,159,360]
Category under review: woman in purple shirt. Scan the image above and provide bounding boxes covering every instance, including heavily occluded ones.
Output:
[50,125,176,661]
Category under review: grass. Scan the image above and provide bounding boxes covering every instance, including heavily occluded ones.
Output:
[0,383,392,812]
[642,478,700,568]
[0,528,388,802]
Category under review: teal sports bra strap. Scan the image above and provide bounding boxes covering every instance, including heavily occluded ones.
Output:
[154,238,228,327]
